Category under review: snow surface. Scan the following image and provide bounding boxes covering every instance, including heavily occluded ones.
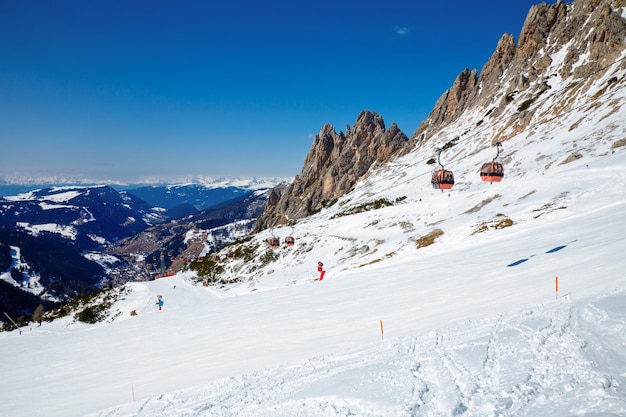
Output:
[16,221,78,240]
[1,44,626,417]
[0,246,47,298]
[4,189,83,203]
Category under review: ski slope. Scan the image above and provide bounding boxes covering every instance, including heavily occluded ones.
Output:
[1,142,625,416]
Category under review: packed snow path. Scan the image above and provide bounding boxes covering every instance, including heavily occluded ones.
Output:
[2,190,626,417]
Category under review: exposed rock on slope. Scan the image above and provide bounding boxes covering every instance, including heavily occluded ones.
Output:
[412,0,626,144]
[256,110,409,229]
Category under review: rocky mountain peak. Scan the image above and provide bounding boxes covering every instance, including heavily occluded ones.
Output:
[412,0,625,142]
[256,110,409,229]
[351,110,386,137]
[516,1,567,59]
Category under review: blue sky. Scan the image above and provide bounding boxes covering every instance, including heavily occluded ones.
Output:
[1,0,549,184]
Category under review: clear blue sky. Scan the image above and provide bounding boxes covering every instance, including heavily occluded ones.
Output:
[0,0,548,184]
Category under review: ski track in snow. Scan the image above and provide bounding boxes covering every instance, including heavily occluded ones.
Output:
[86,292,626,417]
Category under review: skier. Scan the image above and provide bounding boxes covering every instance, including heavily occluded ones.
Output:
[317,261,325,281]
[156,295,164,311]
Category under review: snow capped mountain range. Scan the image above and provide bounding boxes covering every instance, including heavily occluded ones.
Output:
[0,185,157,248]
[0,176,290,192]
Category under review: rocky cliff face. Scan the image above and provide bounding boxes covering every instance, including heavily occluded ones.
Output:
[256,110,409,229]
[412,0,626,143]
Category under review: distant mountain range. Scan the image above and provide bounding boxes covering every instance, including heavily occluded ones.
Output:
[0,181,278,321]
[0,176,289,198]
[0,185,156,249]
[125,184,258,210]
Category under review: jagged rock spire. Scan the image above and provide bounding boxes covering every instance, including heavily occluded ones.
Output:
[256,110,409,229]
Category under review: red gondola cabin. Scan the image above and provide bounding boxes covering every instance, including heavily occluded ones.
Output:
[431,169,455,190]
[431,147,454,191]
[480,141,504,183]
[480,161,504,183]
[268,237,280,249]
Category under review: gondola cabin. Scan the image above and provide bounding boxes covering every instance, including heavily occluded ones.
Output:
[227,251,235,260]
[268,237,280,249]
[481,142,504,183]
[480,161,504,183]
[431,169,455,190]
[284,236,295,247]
[212,254,221,263]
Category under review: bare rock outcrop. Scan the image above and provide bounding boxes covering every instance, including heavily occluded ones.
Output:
[256,110,409,229]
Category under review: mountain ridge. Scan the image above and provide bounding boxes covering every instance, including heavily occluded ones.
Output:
[412,0,626,142]
[0,176,290,195]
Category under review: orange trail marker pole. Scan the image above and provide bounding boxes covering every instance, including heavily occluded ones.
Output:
[380,320,384,340]
[555,276,559,299]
